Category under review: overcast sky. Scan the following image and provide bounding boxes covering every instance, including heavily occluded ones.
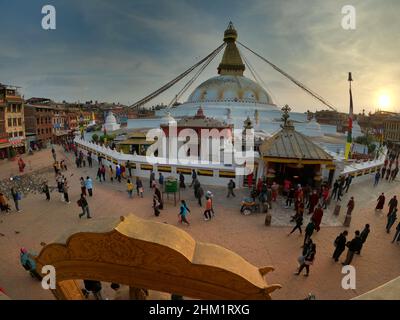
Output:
[0,0,399,113]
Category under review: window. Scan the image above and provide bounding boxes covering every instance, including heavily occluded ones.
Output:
[13,118,17,126]
[8,118,12,126]
[37,118,39,125]
[41,118,43,124]
[12,105,16,112]
[18,118,22,126]
[6,105,11,112]
[37,129,40,135]
[8,133,13,138]
[17,105,21,112]
[19,131,23,137]
[41,128,44,134]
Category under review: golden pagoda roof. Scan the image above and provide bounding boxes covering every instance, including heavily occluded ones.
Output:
[218,22,245,76]
[259,125,333,163]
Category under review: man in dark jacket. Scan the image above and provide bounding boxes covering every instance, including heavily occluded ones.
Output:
[357,224,370,254]
[303,220,315,246]
[342,230,363,265]
[332,230,348,262]
[388,196,398,215]
[190,169,197,187]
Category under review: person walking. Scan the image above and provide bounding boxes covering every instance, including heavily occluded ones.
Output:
[127,179,134,198]
[336,183,343,201]
[0,192,11,213]
[204,196,213,221]
[227,179,236,198]
[381,166,387,179]
[11,187,21,212]
[127,160,132,177]
[332,180,339,199]
[332,230,348,262]
[154,186,163,209]
[342,230,362,265]
[153,195,160,216]
[51,147,57,162]
[78,194,91,219]
[87,152,92,168]
[109,165,114,183]
[150,171,155,188]
[136,177,144,197]
[303,220,315,246]
[386,208,397,233]
[42,182,51,201]
[344,175,353,193]
[374,170,381,186]
[347,197,355,217]
[357,224,370,254]
[179,172,186,189]
[80,177,87,196]
[311,205,324,232]
[194,183,204,207]
[285,187,295,208]
[376,193,385,211]
[295,243,316,276]
[96,167,102,182]
[388,196,398,215]
[266,185,273,210]
[392,221,400,243]
[85,176,93,197]
[63,179,71,204]
[308,190,319,214]
[271,182,279,202]
[178,200,190,225]
[206,191,215,216]
[158,173,164,188]
[190,169,197,187]
[289,214,303,235]
[101,165,106,182]
[321,187,329,209]
[116,164,121,183]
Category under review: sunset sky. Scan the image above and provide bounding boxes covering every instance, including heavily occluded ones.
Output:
[0,0,399,113]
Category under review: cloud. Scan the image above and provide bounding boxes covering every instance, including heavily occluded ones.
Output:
[0,0,399,112]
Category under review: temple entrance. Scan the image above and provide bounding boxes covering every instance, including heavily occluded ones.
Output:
[273,163,317,187]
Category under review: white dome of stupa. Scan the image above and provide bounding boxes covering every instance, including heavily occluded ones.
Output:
[187,75,274,105]
[103,111,120,132]
[304,118,323,137]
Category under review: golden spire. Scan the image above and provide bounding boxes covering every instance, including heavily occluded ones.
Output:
[217,22,245,76]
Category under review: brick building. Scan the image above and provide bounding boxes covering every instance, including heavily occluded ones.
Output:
[0,83,25,157]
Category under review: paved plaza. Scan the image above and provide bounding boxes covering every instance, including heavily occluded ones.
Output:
[0,146,399,300]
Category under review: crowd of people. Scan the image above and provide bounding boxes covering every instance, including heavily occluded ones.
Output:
[7,142,400,296]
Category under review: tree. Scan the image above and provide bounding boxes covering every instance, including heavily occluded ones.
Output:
[92,133,99,143]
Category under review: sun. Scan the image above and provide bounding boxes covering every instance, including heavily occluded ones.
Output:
[378,95,390,108]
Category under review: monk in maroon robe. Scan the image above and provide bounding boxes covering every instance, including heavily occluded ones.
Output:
[308,191,319,214]
[376,193,385,211]
[312,205,324,231]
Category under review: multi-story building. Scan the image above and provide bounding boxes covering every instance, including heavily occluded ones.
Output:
[65,109,79,133]
[24,104,54,148]
[0,83,25,157]
[52,106,69,143]
[383,116,400,144]
[0,98,9,159]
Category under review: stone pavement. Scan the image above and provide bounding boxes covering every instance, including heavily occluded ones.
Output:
[0,146,399,300]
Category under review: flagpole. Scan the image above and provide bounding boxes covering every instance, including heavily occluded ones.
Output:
[345,72,353,160]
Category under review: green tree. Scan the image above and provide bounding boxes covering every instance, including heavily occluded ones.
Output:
[92,133,99,143]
